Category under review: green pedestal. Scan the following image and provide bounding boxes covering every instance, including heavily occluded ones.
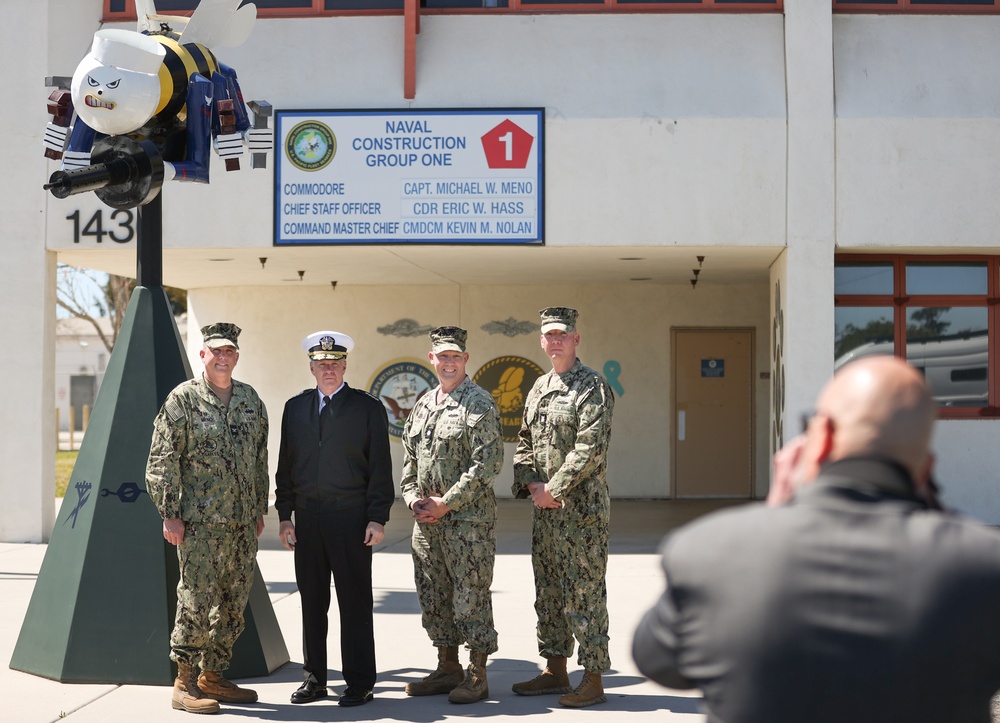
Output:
[10,286,288,684]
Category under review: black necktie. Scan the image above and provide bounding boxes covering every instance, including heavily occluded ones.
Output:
[320,395,332,435]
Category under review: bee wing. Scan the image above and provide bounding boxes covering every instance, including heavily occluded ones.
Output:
[505,367,525,391]
[181,0,257,48]
[134,0,156,29]
[135,0,190,36]
[498,366,516,389]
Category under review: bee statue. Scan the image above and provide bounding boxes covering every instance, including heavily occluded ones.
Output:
[43,0,271,209]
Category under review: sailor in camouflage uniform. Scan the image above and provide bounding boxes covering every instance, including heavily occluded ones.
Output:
[401,326,503,704]
[146,323,269,715]
[511,307,615,708]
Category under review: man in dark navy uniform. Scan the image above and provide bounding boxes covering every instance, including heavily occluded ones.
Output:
[633,356,1000,723]
[276,330,394,707]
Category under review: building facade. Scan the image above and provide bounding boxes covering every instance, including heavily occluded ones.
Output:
[55,317,110,434]
[4,0,1000,541]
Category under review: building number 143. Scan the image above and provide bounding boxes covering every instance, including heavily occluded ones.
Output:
[66,209,135,244]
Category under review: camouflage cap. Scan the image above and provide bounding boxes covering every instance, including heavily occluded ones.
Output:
[429,326,468,354]
[539,307,578,333]
[201,322,241,349]
[302,330,354,360]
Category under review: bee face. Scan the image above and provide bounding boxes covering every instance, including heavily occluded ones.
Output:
[71,55,161,135]
[82,68,122,111]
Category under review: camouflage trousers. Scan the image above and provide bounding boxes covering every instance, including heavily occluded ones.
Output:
[411,518,499,655]
[531,510,611,672]
[171,521,258,672]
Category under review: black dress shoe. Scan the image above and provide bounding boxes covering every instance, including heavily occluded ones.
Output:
[291,680,328,704]
[339,687,374,707]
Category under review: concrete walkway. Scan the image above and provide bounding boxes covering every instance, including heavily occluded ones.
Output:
[1,499,744,723]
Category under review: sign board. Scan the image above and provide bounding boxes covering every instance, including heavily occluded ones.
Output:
[701,359,725,378]
[275,108,544,245]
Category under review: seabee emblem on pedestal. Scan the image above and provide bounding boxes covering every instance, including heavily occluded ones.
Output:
[43,0,272,209]
[15,0,288,686]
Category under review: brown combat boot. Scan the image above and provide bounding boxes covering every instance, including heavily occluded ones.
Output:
[448,651,489,704]
[172,662,221,714]
[405,645,465,696]
[558,670,607,708]
[511,655,572,696]
[198,670,259,704]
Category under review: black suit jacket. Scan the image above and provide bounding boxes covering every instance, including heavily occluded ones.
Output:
[633,457,1000,723]
[275,384,394,524]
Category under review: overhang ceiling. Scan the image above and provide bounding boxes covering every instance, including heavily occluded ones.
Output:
[56,245,784,290]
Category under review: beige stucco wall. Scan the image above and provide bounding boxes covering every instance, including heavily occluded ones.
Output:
[186,282,772,502]
[834,16,1000,248]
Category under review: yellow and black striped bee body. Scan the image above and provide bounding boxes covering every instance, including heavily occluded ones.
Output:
[146,30,220,125]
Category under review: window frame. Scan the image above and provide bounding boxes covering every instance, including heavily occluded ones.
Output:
[835,253,1000,419]
[103,0,783,22]
[833,0,1000,15]
[103,1,1000,27]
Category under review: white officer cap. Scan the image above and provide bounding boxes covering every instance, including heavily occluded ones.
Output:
[302,330,354,360]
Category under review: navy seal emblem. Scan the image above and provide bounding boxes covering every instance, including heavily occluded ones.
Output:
[368,358,437,439]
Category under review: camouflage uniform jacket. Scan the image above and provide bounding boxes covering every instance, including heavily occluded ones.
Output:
[146,375,269,524]
[401,376,503,523]
[512,358,614,523]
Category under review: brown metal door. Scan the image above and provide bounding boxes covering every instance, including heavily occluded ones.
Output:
[672,329,754,498]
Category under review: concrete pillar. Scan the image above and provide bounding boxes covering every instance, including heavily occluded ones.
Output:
[0,1,56,541]
[775,0,837,454]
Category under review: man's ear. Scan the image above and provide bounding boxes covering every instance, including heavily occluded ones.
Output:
[919,452,935,486]
[814,416,836,464]
[912,452,937,501]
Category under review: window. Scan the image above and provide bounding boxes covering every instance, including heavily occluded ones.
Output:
[834,0,1000,14]
[835,255,1000,417]
[104,0,782,21]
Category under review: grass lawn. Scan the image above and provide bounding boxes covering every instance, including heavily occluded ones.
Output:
[55,450,77,498]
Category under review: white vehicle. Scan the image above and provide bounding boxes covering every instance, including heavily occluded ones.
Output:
[835,331,988,407]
